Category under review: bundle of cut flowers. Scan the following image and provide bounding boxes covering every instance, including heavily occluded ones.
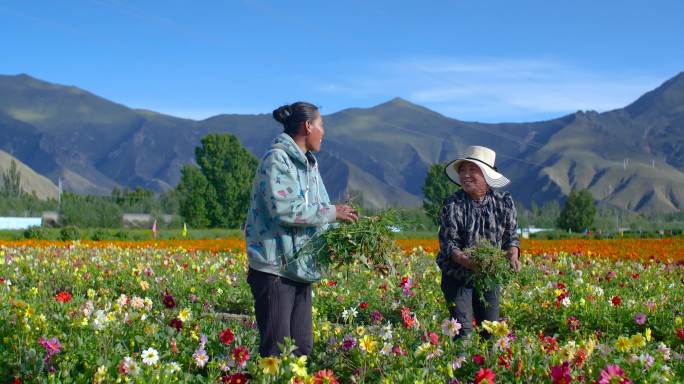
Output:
[466,241,516,303]
[295,209,400,275]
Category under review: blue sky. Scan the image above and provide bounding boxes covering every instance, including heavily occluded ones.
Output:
[2,0,683,122]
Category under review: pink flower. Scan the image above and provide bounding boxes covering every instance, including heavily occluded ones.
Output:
[634,313,647,325]
[567,316,580,331]
[598,364,632,384]
[38,336,61,364]
[550,361,571,384]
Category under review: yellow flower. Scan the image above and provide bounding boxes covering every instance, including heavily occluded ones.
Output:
[178,308,191,322]
[676,317,682,326]
[630,333,646,349]
[334,326,343,336]
[260,356,280,375]
[289,355,307,377]
[645,328,652,342]
[359,335,377,354]
[321,321,331,334]
[414,342,432,357]
[615,336,631,352]
[356,326,365,336]
[482,320,509,338]
[139,280,149,291]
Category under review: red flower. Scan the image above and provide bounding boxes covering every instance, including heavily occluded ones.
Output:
[313,369,339,384]
[327,280,337,287]
[474,368,496,384]
[550,361,571,384]
[427,332,439,346]
[400,307,415,329]
[676,328,684,341]
[359,301,368,310]
[221,373,249,384]
[233,345,250,367]
[169,318,183,331]
[55,291,72,303]
[472,354,485,365]
[631,273,640,279]
[611,296,622,307]
[12,378,22,384]
[163,289,176,308]
[220,327,235,345]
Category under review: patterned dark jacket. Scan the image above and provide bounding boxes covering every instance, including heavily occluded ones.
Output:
[436,189,520,284]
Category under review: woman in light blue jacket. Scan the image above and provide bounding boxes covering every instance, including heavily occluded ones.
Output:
[245,102,357,357]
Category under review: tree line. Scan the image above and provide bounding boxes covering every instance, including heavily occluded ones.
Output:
[1,138,682,233]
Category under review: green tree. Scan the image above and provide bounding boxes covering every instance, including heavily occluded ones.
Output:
[176,165,211,228]
[422,162,459,226]
[60,192,122,228]
[558,189,596,232]
[1,160,23,198]
[194,134,259,228]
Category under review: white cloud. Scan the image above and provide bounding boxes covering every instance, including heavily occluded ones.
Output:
[316,57,666,122]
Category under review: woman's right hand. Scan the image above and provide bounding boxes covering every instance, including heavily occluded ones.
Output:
[335,204,358,222]
[451,250,475,270]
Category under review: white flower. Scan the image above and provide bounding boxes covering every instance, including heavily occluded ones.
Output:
[194,349,209,367]
[122,356,140,376]
[380,323,393,340]
[441,318,462,338]
[167,361,181,373]
[561,297,572,307]
[144,297,153,310]
[117,294,128,307]
[93,310,108,330]
[141,347,159,365]
[341,307,358,322]
[380,342,393,355]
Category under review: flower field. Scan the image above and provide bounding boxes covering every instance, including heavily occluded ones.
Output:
[1,238,683,383]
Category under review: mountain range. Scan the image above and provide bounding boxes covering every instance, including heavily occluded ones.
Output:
[1,72,683,213]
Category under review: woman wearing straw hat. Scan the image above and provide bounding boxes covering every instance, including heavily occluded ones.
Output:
[437,145,521,338]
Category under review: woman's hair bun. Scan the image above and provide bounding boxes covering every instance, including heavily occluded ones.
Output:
[272,105,292,125]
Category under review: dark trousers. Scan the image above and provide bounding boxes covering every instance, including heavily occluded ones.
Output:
[440,272,500,338]
[247,268,313,357]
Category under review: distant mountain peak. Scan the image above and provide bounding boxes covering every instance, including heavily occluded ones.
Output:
[625,70,684,116]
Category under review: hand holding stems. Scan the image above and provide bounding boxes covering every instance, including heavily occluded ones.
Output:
[450,249,475,270]
[451,247,521,272]
[335,204,358,223]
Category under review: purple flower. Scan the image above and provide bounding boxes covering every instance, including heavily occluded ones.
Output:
[341,335,357,351]
[635,313,647,325]
[38,336,61,364]
[371,310,384,323]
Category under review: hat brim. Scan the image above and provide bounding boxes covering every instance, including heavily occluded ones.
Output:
[445,159,510,189]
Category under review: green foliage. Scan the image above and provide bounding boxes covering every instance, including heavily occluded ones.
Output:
[0,194,57,216]
[23,226,48,240]
[59,226,81,241]
[1,160,22,198]
[422,162,459,225]
[296,210,400,275]
[466,241,515,304]
[177,165,211,228]
[176,134,258,229]
[59,192,123,228]
[195,133,259,228]
[558,189,597,232]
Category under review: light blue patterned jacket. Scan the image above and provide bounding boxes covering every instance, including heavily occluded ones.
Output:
[245,133,336,283]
